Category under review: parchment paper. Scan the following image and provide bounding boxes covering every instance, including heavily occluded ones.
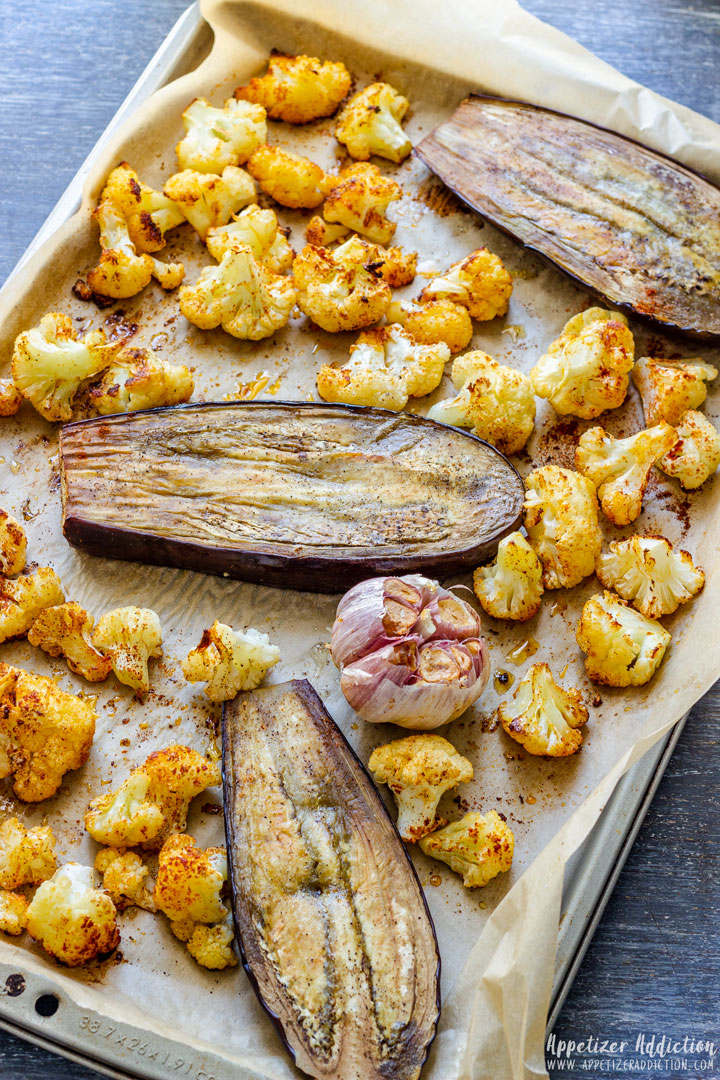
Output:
[0,1,719,1078]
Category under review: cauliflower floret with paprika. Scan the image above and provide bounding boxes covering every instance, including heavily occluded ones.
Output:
[387,299,473,355]
[0,510,26,577]
[0,889,28,935]
[177,97,266,173]
[0,380,22,417]
[181,621,280,702]
[11,312,117,422]
[95,848,155,912]
[28,602,111,682]
[164,166,256,242]
[497,663,588,757]
[364,245,417,288]
[473,532,544,622]
[26,863,119,965]
[86,346,194,415]
[155,833,227,924]
[0,567,64,643]
[577,591,671,687]
[368,734,473,842]
[247,145,331,209]
[0,664,96,802]
[596,536,704,618]
[101,161,185,252]
[180,244,296,340]
[0,817,56,888]
[418,810,514,888]
[322,162,402,245]
[236,53,351,124]
[85,745,221,851]
[294,237,391,332]
[186,916,238,970]
[658,410,720,489]
[91,606,162,694]
[335,82,411,163]
[531,308,634,418]
[88,200,182,299]
[206,204,294,274]
[305,217,351,247]
[575,422,678,526]
[427,350,535,455]
[420,248,512,321]
[317,324,448,410]
[523,466,602,590]
[632,355,717,426]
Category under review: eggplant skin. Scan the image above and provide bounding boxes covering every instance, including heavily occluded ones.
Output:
[59,401,524,593]
[222,679,441,1080]
[416,96,720,340]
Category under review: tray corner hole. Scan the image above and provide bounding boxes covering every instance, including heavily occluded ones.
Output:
[35,992,59,1017]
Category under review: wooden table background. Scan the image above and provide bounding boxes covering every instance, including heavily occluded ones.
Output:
[0,1,717,1077]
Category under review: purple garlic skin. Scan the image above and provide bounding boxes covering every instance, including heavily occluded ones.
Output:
[331,574,491,729]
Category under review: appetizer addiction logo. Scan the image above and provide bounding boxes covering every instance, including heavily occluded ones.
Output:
[545,1032,716,1073]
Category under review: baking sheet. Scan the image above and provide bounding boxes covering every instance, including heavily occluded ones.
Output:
[0,2,719,1079]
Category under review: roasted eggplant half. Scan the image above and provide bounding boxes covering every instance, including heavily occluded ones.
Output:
[416,96,720,339]
[222,679,440,1080]
[60,401,524,592]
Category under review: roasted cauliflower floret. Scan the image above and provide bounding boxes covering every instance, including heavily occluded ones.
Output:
[0,664,96,802]
[658,410,720,490]
[523,466,602,590]
[0,889,28,935]
[84,745,220,851]
[235,53,351,124]
[418,810,514,888]
[632,355,717,426]
[180,244,296,340]
[473,532,544,622]
[0,817,56,888]
[294,237,391,332]
[181,621,280,703]
[0,510,26,578]
[317,324,448,410]
[497,663,587,757]
[11,312,117,422]
[26,863,119,965]
[100,162,185,253]
[420,248,512,322]
[575,422,678,526]
[577,591,671,686]
[206,204,294,274]
[0,380,22,417]
[86,346,194,415]
[322,162,402,246]
[186,916,238,970]
[368,735,473,842]
[596,536,704,618]
[427,350,535,455]
[164,166,256,241]
[305,217,351,247]
[387,299,473,355]
[28,601,111,682]
[91,606,162,694]
[154,833,227,924]
[0,567,64,643]
[531,308,634,419]
[363,245,417,288]
[87,199,155,298]
[335,82,411,163]
[247,145,330,209]
[95,849,155,912]
[177,97,266,173]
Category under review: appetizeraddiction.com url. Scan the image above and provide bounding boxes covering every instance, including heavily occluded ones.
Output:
[547,1060,716,1073]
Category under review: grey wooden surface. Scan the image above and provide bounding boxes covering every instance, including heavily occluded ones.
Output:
[0,1,718,1078]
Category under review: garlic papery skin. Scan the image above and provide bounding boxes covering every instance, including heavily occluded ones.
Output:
[331,574,491,728]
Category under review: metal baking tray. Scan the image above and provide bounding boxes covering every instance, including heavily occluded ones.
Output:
[0,3,691,1075]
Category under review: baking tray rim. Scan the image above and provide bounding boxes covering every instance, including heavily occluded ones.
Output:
[0,2,692,1075]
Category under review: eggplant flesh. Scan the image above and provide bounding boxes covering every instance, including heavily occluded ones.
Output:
[416,96,720,339]
[222,679,440,1080]
[59,401,524,592]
